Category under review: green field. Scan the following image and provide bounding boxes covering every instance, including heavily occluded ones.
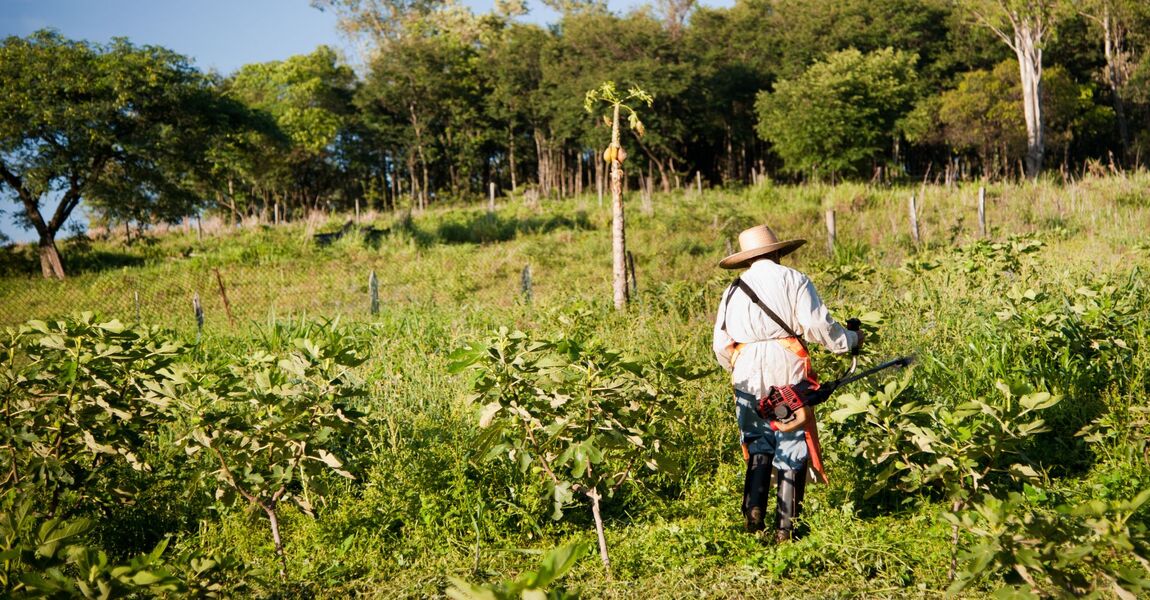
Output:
[2,176,1149,598]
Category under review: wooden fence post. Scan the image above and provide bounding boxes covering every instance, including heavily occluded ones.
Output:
[355,197,361,224]
[489,182,496,212]
[369,270,379,316]
[212,268,236,327]
[909,195,920,246]
[521,265,533,303]
[978,186,986,237]
[825,209,836,254]
[193,292,204,343]
[597,159,604,208]
[696,171,702,196]
[626,251,637,296]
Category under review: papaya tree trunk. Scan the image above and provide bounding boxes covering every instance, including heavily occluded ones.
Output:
[610,105,628,310]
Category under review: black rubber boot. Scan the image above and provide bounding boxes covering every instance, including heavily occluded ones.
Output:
[774,464,807,542]
[742,453,773,533]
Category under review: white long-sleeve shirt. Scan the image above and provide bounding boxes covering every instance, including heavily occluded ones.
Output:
[713,259,858,397]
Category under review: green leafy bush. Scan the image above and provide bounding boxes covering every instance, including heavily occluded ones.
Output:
[449,325,701,570]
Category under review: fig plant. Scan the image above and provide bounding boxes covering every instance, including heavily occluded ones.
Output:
[0,313,184,515]
[830,374,1060,579]
[948,488,1150,597]
[182,319,368,579]
[449,326,698,572]
[447,542,589,600]
[0,494,185,598]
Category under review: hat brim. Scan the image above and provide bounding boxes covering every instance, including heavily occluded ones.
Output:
[718,239,806,269]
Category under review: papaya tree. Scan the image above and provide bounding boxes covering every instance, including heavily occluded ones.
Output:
[449,325,698,572]
[584,82,653,311]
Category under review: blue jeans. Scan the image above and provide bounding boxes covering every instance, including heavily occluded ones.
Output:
[734,388,808,470]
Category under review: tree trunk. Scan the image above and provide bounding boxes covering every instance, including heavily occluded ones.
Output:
[38,237,66,280]
[446,128,459,195]
[560,150,567,198]
[509,127,518,192]
[2,166,73,279]
[576,149,584,196]
[534,127,550,197]
[948,498,963,582]
[1100,6,1130,163]
[1015,26,1045,179]
[588,487,611,573]
[263,503,288,580]
[409,104,430,210]
[610,105,628,311]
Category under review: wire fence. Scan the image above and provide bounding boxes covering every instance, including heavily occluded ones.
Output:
[0,263,386,335]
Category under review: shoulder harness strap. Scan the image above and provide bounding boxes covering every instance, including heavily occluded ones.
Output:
[729,278,808,353]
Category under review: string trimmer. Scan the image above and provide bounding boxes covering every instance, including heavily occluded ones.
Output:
[757,319,914,432]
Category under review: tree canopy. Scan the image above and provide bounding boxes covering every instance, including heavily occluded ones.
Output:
[755,48,919,179]
[6,0,1150,274]
[0,30,251,278]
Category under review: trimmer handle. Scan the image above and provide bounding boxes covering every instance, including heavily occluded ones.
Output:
[846,318,862,355]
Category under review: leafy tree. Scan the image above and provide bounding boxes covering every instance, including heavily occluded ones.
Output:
[937,60,1115,177]
[683,0,778,181]
[1077,0,1150,164]
[755,48,918,179]
[948,490,1150,597]
[544,11,689,194]
[481,22,549,193]
[0,496,186,599]
[0,314,185,517]
[831,376,1061,581]
[937,62,1028,177]
[0,31,233,278]
[767,0,953,83]
[358,13,488,208]
[312,0,447,49]
[226,46,357,216]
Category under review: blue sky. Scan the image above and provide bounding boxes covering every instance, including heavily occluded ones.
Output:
[0,0,721,243]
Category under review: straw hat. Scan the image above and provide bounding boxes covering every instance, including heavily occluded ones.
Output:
[719,225,806,269]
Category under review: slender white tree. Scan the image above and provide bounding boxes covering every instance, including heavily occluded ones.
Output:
[962,0,1063,179]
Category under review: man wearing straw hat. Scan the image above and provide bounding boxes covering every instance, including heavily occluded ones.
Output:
[713,224,863,541]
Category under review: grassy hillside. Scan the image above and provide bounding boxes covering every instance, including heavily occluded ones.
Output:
[1,175,1148,598]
